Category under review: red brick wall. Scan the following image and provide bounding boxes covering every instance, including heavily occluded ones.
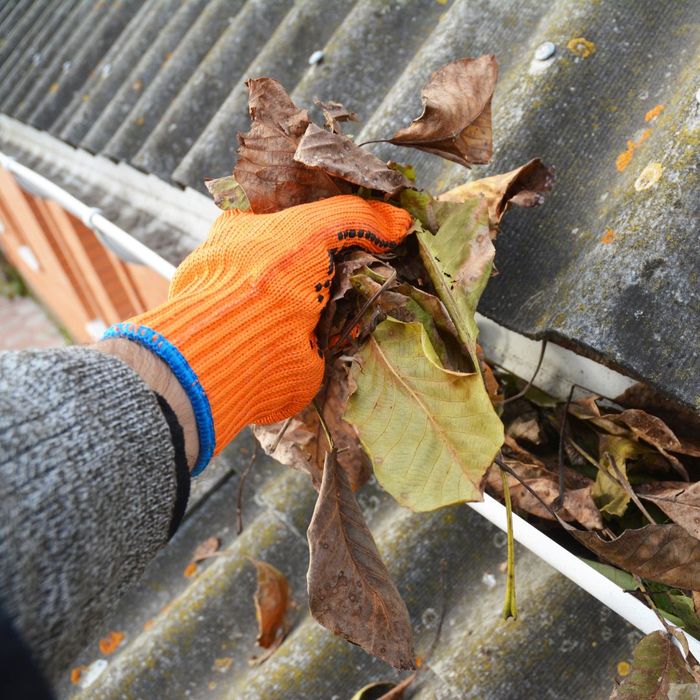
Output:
[0,167,169,342]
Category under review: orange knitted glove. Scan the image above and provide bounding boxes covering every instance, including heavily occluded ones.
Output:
[104,195,412,475]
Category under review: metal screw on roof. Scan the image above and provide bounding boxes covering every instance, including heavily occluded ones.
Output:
[308,50,324,66]
[534,42,556,61]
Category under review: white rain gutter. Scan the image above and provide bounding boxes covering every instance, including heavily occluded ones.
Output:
[3,152,697,659]
[0,152,177,281]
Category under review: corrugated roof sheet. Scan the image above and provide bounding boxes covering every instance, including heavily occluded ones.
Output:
[0,1,696,697]
[53,433,642,700]
[1,0,696,409]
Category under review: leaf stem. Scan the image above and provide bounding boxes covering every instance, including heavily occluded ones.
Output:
[499,462,518,620]
[498,340,547,405]
[312,399,334,452]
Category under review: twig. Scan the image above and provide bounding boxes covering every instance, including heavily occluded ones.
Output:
[605,453,657,526]
[498,340,547,405]
[236,436,258,535]
[357,138,389,148]
[494,455,569,526]
[499,465,517,620]
[312,399,334,451]
[567,437,600,469]
[270,416,293,452]
[333,269,397,351]
[427,559,448,661]
[554,385,576,510]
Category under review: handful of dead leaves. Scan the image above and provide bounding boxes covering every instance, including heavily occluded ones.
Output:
[208,56,700,696]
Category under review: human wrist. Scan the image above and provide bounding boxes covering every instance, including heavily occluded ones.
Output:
[95,337,200,472]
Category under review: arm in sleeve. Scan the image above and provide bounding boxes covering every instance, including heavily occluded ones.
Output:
[0,346,190,685]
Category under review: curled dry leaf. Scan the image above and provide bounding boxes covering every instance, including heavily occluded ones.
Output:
[204,175,250,211]
[390,56,498,167]
[573,524,700,590]
[505,415,542,445]
[437,158,554,233]
[307,450,415,670]
[294,123,411,197]
[251,559,289,650]
[569,399,690,480]
[253,358,371,492]
[191,536,221,563]
[610,631,697,699]
[234,78,345,213]
[314,97,359,133]
[612,409,700,458]
[638,482,700,541]
[416,198,493,365]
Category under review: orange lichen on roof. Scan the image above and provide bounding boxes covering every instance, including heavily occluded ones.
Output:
[99,630,125,655]
[567,37,596,58]
[644,104,664,122]
[143,618,156,632]
[617,660,631,677]
[615,141,635,172]
[69,666,85,684]
[615,129,652,172]
[183,562,199,578]
[600,229,616,244]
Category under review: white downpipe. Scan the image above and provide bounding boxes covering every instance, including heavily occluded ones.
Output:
[0,152,176,280]
[3,151,695,654]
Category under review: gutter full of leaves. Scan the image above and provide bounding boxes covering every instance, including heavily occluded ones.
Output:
[207,57,700,697]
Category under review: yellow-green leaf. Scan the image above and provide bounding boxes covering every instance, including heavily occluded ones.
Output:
[416,198,492,366]
[345,318,503,512]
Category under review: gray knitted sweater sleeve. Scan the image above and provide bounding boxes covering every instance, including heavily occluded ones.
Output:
[0,346,185,685]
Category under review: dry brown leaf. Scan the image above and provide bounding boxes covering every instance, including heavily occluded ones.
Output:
[314,98,359,133]
[486,460,602,530]
[615,382,700,443]
[573,524,700,590]
[307,450,415,670]
[612,409,700,458]
[438,159,554,232]
[251,559,289,650]
[390,56,498,167]
[506,415,543,445]
[234,78,346,213]
[332,251,383,302]
[638,482,700,540]
[568,396,628,435]
[693,591,700,616]
[476,343,502,404]
[295,123,410,196]
[254,358,371,492]
[192,536,221,563]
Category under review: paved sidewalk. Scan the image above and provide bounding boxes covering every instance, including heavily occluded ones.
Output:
[0,296,67,350]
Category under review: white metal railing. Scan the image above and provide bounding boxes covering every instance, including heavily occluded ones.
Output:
[0,152,176,280]
[2,150,696,658]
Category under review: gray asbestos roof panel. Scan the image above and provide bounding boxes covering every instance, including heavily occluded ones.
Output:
[3,0,695,407]
[51,432,641,700]
[0,1,696,696]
